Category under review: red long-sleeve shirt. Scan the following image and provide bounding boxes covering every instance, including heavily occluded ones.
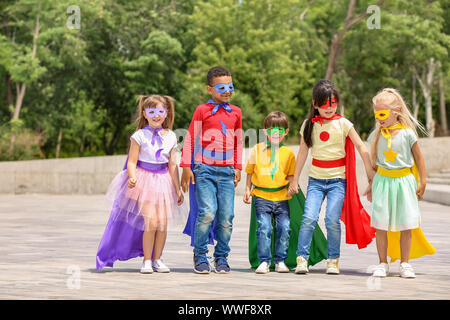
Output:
[180,103,243,170]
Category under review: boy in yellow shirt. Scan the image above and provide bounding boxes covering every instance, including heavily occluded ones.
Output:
[244,111,296,273]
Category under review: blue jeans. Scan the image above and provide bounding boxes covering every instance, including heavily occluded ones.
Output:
[193,163,235,258]
[254,196,291,264]
[297,177,346,259]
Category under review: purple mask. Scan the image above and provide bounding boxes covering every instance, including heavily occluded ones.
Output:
[145,106,167,118]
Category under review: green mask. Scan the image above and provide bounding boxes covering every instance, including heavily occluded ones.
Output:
[266,126,285,135]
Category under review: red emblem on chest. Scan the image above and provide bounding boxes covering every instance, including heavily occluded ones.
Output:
[320,131,330,141]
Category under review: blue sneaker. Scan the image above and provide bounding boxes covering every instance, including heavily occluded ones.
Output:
[214,257,230,274]
[193,255,211,274]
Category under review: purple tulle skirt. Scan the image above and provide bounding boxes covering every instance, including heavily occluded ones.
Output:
[96,167,188,269]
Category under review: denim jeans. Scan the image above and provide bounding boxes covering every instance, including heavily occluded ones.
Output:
[296,177,346,259]
[254,196,291,264]
[193,163,235,258]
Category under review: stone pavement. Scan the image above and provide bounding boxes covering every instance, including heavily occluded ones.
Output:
[0,193,449,300]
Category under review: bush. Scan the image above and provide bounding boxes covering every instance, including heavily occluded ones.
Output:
[0,125,43,161]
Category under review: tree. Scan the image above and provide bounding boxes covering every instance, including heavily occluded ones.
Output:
[324,0,386,80]
[182,0,323,138]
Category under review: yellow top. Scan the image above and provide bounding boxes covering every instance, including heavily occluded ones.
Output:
[299,118,353,179]
[245,142,296,201]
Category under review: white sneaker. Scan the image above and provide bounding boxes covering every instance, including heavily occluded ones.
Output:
[140,260,153,274]
[275,261,290,273]
[295,256,308,274]
[152,259,170,273]
[255,262,270,274]
[372,263,389,277]
[326,258,340,274]
[400,262,416,278]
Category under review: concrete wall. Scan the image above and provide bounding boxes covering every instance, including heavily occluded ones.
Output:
[0,137,449,195]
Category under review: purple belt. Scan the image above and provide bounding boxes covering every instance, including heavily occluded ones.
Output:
[123,156,169,174]
[137,160,168,174]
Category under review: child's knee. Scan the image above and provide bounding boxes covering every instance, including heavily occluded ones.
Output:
[198,211,215,224]
[276,219,291,234]
[325,216,340,229]
[301,215,318,229]
[257,223,272,238]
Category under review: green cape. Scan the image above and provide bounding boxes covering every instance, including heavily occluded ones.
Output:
[248,190,328,270]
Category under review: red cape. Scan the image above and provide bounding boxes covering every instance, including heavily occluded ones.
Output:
[341,136,376,249]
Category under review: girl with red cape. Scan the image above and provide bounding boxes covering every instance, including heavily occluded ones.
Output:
[289,80,376,274]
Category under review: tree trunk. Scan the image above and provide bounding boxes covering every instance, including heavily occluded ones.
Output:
[324,0,386,79]
[438,61,448,136]
[9,2,40,152]
[5,73,14,107]
[11,2,40,121]
[413,58,436,137]
[55,128,63,159]
[12,83,27,120]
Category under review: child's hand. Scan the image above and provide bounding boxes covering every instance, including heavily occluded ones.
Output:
[181,168,195,193]
[288,180,299,196]
[363,184,372,202]
[177,189,184,206]
[416,183,426,201]
[234,169,241,187]
[128,177,137,189]
[368,168,376,183]
[243,189,252,204]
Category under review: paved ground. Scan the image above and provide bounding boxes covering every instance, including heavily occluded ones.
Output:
[0,193,449,300]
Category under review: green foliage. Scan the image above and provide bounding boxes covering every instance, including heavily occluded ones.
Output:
[0,122,42,161]
[0,0,448,160]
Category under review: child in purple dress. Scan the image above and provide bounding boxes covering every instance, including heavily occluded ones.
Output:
[96,95,188,273]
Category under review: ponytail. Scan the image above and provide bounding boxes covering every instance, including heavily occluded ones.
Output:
[162,95,175,129]
[303,103,319,148]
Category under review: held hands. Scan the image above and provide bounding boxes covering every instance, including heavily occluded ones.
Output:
[416,183,426,201]
[128,177,137,189]
[363,183,372,203]
[363,169,375,202]
[243,188,252,204]
[288,180,299,197]
[176,189,184,206]
[181,167,195,193]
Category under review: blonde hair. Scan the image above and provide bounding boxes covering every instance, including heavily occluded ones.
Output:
[136,95,175,130]
[370,88,427,169]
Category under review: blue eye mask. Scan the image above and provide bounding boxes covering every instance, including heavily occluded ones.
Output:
[145,106,167,118]
[213,82,234,94]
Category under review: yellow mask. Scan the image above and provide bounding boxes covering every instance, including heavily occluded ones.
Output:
[374,109,391,120]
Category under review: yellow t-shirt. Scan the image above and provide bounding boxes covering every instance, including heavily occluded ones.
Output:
[299,117,353,179]
[245,142,296,201]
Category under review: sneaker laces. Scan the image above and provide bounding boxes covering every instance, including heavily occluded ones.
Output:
[154,259,166,268]
[374,263,387,270]
[327,259,338,268]
[215,257,228,266]
[401,263,413,272]
[195,255,211,265]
